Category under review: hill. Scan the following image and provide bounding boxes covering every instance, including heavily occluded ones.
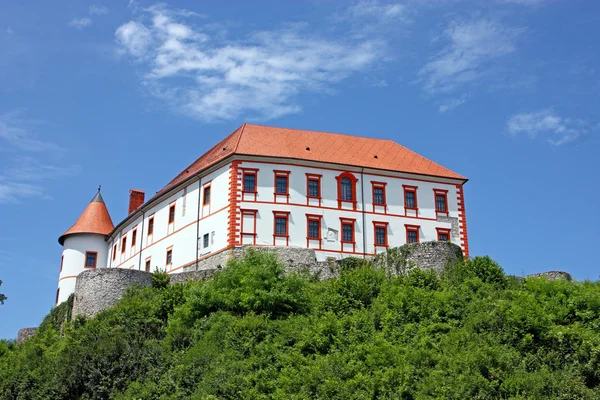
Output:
[1,250,600,399]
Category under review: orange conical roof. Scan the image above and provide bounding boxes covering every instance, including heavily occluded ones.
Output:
[58,190,114,245]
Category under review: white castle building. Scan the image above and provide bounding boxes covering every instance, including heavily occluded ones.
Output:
[56,124,469,304]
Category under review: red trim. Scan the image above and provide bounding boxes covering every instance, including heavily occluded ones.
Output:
[272,211,290,246]
[403,185,418,215]
[405,224,420,244]
[203,185,211,205]
[240,167,258,201]
[240,208,258,245]
[436,227,451,242]
[228,161,242,247]
[306,214,322,249]
[373,221,389,248]
[84,251,98,269]
[306,173,322,206]
[340,217,357,252]
[371,181,387,213]
[273,170,291,203]
[336,172,358,210]
[456,184,470,258]
[168,202,176,225]
[165,246,173,269]
[433,188,449,216]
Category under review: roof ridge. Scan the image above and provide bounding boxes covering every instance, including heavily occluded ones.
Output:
[234,122,246,152]
[243,123,387,142]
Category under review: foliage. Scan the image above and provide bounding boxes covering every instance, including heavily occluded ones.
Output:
[39,294,74,333]
[0,280,6,305]
[2,250,600,399]
[151,269,170,289]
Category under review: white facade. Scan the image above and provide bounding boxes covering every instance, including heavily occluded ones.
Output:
[58,234,108,304]
[57,154,468,304]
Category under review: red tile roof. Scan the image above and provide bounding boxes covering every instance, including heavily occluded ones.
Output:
[160,123,465,195]
[59,191,114,245]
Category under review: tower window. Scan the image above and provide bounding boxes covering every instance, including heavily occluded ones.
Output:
[85,251,98,268]
[60,256,64,272]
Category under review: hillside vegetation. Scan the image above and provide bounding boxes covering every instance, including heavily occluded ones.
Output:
[1,250,600,399]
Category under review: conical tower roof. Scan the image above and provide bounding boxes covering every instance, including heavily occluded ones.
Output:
[58,189,114,245]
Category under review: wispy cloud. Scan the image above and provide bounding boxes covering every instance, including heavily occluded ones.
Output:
[347,1,406,21]
[115,4,383,121]
[506,108,594,145]
[68,17,92,30]
[89,5,109,15]
[498,0,551,5]
[0,110,76,204]
[438,96,467,113]
[419,18,522,94]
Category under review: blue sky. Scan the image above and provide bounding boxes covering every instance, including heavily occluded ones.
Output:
[1,0,599,338]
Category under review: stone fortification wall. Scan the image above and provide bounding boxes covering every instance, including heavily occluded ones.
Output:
[72,269,153,318]
[374,241,464,275]
[17,328,38,344]
[527,271,572,281]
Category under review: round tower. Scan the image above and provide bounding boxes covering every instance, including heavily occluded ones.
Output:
[56,189,114,305]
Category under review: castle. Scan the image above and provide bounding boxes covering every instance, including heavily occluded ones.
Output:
[56,124,469,305]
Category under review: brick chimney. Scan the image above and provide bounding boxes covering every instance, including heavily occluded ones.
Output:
[128,189,145,214]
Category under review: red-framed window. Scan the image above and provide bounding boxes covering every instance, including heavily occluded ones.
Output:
[147,216,154,236]
[403,185,418,210]
[306,214,322,240]
[336,172,358,209]
[405,224,420,244]
[241,209,258,245]
[131,228,137,249]
[166,247,173,267]
[434,189,449,215]
[436,228,451,242]
[340,218,356,244]
[145,257,151,272]
[273,211,290,237]
[372,181,387,212]
[121,236,127,254]
[203,185,211,205]
[60,255,64,272]
[168,203,176,224]
[373,221,389,247]
[242,168,258,193]
[306,173,322,200]
[84,251,98,268]
[112,244,117,261]
[274,170,290,194]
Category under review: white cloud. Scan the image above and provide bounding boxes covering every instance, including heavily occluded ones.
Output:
[89,5,109,15]
[68,17,92,29]
[419,18,522,94]
[115,4,382,121]
[499,0,551,5]
[438,96,466,112]
[347,1,406,20]
[0,110,76,204]
[506,109,593,145]
[6,26,14,35]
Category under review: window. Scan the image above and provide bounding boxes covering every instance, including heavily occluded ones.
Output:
[121,237,126,254]
[274,171,290,195]
[306,173,322,206]
[85,251,97,268]
[373,222,388,247]
[341,219,355,243]
[306,215,321,239]
[436,228,451,242]
[203,186,211,205]
[131,229,137,248]
[203,233,209,248]
[56,288,60,305]
[336,172,358,208]
[148,216,154,235]
[166,248,173,266]
[168,204,176,224]
[243,171,257,192]
[275,216,288,236]
[405,225,420,244]
[434,189,448,214]
[60,256,64,272]
[403,185,418,209]
[308,179,319,197]
[145,258,151,272]
[372,182,387,206]
[113,244,117,261]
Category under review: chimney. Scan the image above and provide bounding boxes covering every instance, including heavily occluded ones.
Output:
[128,189,145,214]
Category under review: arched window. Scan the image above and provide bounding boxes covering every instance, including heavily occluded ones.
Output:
[336,172,358,209]
[341,177,352,201]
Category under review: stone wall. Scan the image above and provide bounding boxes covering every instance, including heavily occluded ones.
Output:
[374,241,464,275]
[168,269,216,284]
[527,271,572,281]
[17,328,38,344]
[72,269,153,318]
